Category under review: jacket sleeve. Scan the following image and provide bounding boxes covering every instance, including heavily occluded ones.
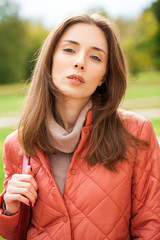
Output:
[131,119,160,239]
[0,132,21,240]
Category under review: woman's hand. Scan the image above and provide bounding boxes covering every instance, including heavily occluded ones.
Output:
[3,166,38,215]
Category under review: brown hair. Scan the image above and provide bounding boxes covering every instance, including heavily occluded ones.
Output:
[18,13,148,170]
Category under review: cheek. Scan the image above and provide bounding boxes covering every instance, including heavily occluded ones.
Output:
[52,52,64,73]
[52,58,60,75]
[91,66,106,84]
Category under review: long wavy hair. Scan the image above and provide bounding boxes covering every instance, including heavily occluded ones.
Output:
[18,13,148,171]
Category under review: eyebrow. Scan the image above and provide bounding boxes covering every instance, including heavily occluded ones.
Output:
[62,40,107,55]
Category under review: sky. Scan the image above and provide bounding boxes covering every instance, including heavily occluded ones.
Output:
[15,0,155,28]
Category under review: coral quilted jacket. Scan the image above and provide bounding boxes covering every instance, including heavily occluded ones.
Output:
[0,110,160,240]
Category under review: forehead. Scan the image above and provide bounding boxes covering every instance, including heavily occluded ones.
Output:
[59,23,108,50]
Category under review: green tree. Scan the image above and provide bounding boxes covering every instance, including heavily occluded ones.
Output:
[0,0,48,84]
[117,11,159,74]
[115,18,139,74]
[132,11,158,71]
[150,0,160,21]
[0,17,29,83]
[0,0,27,83]
[147,0,160,69]
[24,22,48,80]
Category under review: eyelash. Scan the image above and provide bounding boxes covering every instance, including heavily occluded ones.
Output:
[63,48,101,62]
[90,56,101,62]
[63,48,75,53]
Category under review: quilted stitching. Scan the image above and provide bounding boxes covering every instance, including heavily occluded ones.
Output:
[65,160,132,238]
[0,111,160,240]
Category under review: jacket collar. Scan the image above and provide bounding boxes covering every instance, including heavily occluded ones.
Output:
[33,110,93,176]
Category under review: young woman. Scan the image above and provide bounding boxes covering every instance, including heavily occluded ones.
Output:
[0,13,160,240]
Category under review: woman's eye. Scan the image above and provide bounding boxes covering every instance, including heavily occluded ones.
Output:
[90,56,101,62]
[63,48,75,53]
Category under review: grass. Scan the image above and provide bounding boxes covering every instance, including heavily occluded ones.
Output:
[0,82,28,117]
[130,71,160,84]
[125,84,160,99]
[150,118,160,137]
[123,71,160,109]
[126,71,160,99]
[0,94,25,116]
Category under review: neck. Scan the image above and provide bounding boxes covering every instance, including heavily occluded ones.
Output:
[55,97,90,132]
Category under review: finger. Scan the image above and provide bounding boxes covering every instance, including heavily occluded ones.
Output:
[10,173,38,206]
[12,174,38,191]
[7,186,37,206]
[8,179,37,200]
[4,193,31,207]
[26,165,32,175]
[8,176,38,206]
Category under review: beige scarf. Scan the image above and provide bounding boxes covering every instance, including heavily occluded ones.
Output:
[46,100,92,153]
[45,100,92,195]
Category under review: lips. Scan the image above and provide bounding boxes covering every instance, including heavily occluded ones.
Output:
[67,74,85,83]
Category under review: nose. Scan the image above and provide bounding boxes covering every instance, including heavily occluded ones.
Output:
[73,55,85,71]
[74,64,84,71]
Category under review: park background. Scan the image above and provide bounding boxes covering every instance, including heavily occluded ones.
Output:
[0,0,160,238]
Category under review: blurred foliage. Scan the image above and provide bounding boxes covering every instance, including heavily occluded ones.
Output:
[147,0,160,69]
[90,0,160,75]
[0,0,48,84]
[117,10,159,74]
[24,22,49,80]
[0,0,160,84]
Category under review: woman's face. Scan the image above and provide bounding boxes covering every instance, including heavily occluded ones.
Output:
[52,23,108,102]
